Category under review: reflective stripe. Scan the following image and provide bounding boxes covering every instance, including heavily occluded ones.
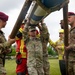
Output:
[16,39,27,58]
[20,39,27,58]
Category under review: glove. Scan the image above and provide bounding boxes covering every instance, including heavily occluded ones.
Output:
[16,31,22,38]
[16,58,22,64]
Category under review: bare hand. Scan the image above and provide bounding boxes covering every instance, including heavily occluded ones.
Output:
[8,36,15,44]
[65,45,72,51]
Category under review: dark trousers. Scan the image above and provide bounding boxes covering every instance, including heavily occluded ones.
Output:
[59,60,66,75]
[17,72,26,75]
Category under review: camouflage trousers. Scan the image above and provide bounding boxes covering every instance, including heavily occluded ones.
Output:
[28,66,44,75]
[43,51,50,75]
[27,49,44,75]
[0,58,6,75]
[27,61,44,75]
[68,51,75,75]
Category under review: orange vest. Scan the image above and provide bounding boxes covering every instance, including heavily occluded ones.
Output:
[16,25,27,58]
[16,38,27,58]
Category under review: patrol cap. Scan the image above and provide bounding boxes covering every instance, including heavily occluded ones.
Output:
[29,26,36,32]
[68,12,75,16]
[59,29,64,33]
[0,12,9,22]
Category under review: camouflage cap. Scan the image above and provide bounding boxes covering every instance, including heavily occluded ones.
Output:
[29,26,36,32]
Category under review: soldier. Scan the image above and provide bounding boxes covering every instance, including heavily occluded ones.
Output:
[15,21,28,75]
[23,25,44,75]
[65,12,75,75]
[0,12,15,75]
[49,29,66,75]
[60,20,64,29]
[23,19,50,75]
[60,19,70,31]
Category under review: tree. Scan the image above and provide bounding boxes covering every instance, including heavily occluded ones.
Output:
[7,45,16,56]
[47,45,57,56]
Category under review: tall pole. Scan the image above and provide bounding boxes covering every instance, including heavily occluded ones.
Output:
[10,0,32,38]
[63,3,68,75]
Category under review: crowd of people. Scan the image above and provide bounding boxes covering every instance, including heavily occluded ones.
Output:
[0,10,75,75]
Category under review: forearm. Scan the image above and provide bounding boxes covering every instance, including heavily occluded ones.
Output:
[40,23,49,40]
[69,44,75,50]
[23,23,29,39]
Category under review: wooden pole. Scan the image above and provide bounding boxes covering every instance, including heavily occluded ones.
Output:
[63,3,68,75]
[10,0,32,38]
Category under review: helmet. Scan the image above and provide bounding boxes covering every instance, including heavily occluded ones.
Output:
[59,29,64,33]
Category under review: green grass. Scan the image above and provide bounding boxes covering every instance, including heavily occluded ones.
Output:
[49,59,61,75]
[5,59,61,75]
[5,59,16,75]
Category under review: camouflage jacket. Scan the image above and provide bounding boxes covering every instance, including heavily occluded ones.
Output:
[23,23,49,43]
[0,30,11,56]
[23,23,49,65]
[39,23,49,55]
[69,27,75,51]
[40,23,49,44]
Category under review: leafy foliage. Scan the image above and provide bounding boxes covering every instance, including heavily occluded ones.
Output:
[47,45,57,56]
[7,45,16,56]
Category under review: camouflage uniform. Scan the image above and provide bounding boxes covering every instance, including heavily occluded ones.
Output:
[68,27,75,75]
[0,30,11,75]
[40,23,50,75]
[23,24,49,75]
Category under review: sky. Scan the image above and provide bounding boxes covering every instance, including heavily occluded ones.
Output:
[0,0,75,42]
